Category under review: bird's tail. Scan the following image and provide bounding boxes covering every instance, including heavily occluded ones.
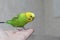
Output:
[6,20,12,24]
[0,20,13,27]
[0,20,12,24]
[0,22,5,23]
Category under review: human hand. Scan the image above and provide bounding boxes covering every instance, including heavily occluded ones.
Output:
[0,29,34,40]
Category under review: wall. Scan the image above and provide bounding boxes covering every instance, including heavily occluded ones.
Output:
[44,0,60,37]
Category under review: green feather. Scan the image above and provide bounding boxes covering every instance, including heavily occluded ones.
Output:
[6,13,28,27]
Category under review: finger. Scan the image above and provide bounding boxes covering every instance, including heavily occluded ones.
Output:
[20,29,34,40]
[0,30,9,40]
[5,30,19,35]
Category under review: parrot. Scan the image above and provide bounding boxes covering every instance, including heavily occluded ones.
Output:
[1,12,35,29]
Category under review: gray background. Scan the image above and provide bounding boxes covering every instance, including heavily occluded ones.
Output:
[0,0,60,40]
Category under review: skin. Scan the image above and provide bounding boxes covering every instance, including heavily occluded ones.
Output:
[0,28,34,40]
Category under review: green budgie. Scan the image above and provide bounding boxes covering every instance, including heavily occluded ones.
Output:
[6,12,35,29]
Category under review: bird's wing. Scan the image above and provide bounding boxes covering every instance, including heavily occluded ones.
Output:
[12,17,18,20]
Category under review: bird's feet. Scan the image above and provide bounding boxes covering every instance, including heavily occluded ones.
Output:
[17,27,30,31]
[17,29,22,31]
[17,28,23,31]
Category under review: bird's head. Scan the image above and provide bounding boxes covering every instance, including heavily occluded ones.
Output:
[25,12,35,22]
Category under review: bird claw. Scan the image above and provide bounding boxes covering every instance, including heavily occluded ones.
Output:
[17,29,23,31]
[17,27,30,31]
[23,28,30,30]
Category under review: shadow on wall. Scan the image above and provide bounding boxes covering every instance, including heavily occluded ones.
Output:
[42,35,60,40]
